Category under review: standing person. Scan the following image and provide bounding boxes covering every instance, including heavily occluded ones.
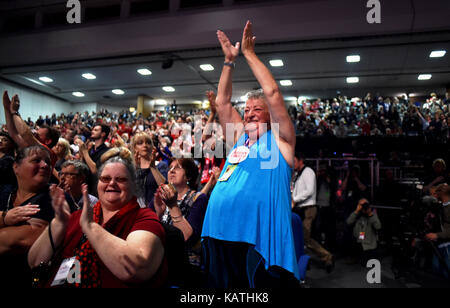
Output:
[131,132,167,208]
[346,198,382,265]
[201,21,299,287]
[75,124,110,196]
[292,153,334,272]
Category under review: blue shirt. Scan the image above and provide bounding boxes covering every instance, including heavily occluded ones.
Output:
[201,130,299,279]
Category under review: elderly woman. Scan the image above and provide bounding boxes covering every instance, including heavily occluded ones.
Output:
[131,132,167,208]
[154,158,208,255]
[28,147,167,288]
[0,145,54,287]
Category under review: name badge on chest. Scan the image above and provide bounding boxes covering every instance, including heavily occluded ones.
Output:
[228,146,250,164]
[51,257,81,286]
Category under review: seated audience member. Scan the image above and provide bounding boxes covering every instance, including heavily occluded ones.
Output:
[154,158,208,264]
[0,145,55,287]
[0,131,17,186]
[28,147,167,288]
[3,92,60,166]
[131,132,167,208]
[59,160,98,212]
[346,198,382,264]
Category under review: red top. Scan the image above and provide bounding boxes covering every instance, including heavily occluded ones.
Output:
[47,207,167,288]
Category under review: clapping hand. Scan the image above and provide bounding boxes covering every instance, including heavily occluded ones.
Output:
[241,20,256,56]
[80,183,94,232]
[217,29,240,62]
[50,184,71,225]
[206,91,217,114]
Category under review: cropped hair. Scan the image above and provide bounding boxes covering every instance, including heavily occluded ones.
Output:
[15,145,50,164]
[41,125,61,148]
[246,89,265,101]
[61,160,90,180]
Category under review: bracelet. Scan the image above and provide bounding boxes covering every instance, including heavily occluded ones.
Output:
[170,213,183,223]
[223,61,235,68]
[1,211,8,226]
[12,111,20,117]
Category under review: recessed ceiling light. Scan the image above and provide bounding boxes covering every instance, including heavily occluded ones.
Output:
[200,64,214,71]
[82,73,96,80]
[162,86,175,92]
[72,92,85,97]
[269,59,284,67]
[155,99,167,105]
[39,76,53,83]
[429,50,446,58]
[137,68,152,76]
[346,55,361,63]
[418,74,432,80]
[280,80,293,86]
[112,89,125,95]
[346,77,359,83]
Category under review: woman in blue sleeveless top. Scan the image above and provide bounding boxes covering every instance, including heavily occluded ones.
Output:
[201,21,299,287]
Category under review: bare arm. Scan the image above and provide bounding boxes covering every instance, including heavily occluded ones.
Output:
[241,21,295,166]
[80,185,163,282]
[28,185,71,268]
[2,91,29,149]
[215,30,245,145]
[0,218,47,255]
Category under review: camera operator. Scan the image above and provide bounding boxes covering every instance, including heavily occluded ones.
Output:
[346,198,382,264]
[424,183,450,242]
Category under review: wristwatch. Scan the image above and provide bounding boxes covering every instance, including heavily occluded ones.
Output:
[223,61,235,68]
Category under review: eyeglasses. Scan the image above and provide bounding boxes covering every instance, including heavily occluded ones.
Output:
[99,175,128,184]
[59,172,79,178]
[169,165,183,172]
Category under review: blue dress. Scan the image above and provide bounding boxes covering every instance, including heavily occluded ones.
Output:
[201,130,299,280]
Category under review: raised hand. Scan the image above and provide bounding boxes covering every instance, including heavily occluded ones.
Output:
[80,183,94,232]
[3,204,40,226]
[10,94,20,113]
[3,91,11,111]
[206,91,217,114]
[241,20,256,56]
[217,30,240,62]
[211,166,222,181]
[158,184,177,209]
[50,184,71,224]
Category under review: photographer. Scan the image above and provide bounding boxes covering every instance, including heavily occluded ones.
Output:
[346,198,382,264]
[423,183,450,278]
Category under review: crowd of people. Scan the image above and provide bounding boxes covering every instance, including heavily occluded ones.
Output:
[1,21,449,288]
[291,92,450,142]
